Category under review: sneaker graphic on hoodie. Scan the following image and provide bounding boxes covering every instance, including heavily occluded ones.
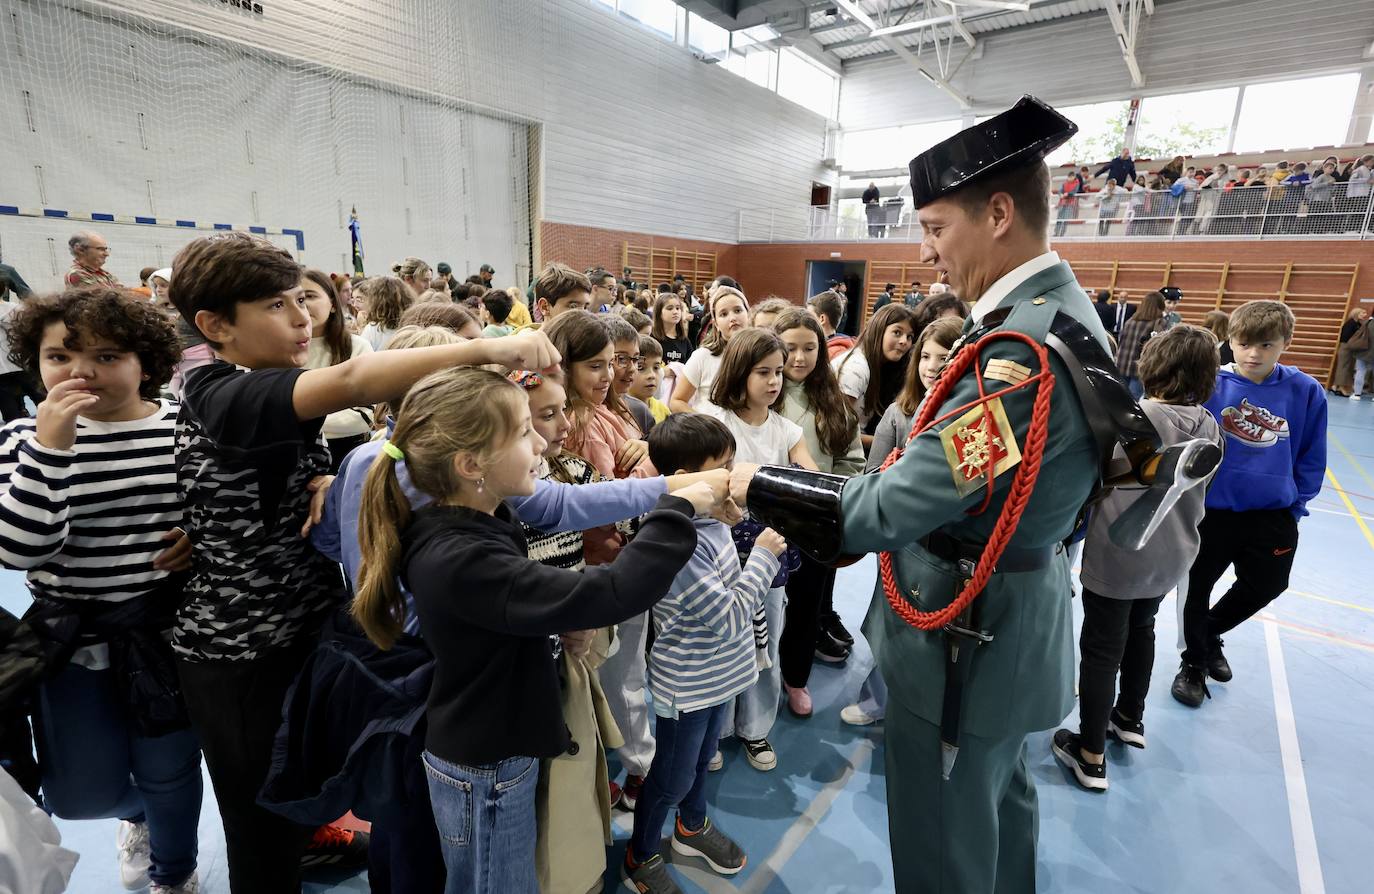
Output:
[1220,405,1278,447]
[1239,397,1289,438]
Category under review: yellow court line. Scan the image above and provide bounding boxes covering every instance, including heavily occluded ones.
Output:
[1288,588,1374,616]
[1330,433,1374,494]
[1323,467,1374,552]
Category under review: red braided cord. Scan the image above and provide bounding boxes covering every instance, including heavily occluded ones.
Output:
[877,330,1055,631]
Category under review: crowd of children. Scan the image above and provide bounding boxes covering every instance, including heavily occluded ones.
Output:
[0,230,1330,894]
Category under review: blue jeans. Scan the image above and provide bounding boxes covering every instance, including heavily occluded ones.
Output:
[630,702,727,861]
[855,664,888,720]
[423,751,539,894]
[36,663,201,886]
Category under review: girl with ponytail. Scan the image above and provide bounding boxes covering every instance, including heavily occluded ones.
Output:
[352,366,718,894]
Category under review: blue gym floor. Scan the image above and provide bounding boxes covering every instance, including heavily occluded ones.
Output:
[6,392,1372,893]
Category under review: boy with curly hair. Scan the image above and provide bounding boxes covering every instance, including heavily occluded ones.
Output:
[0,287,202,893]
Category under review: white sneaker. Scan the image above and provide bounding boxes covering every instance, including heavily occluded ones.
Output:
[116,820,152,890]
[708,749,724,772]
[840,703,882,726]
[1349,393,1361,399]
[152,871,200,893]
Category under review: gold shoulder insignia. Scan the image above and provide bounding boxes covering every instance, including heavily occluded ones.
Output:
[984,358,1033,386]
[1032,296,1047,305]
[939,398,1022,497]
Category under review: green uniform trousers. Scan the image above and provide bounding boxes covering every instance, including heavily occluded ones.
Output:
[885,696,1038,894]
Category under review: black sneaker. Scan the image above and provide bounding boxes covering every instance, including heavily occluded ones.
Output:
[814,631,851,664]
[821,611,854,647]
[622,852,683,893]
[742,737,776,771]
[1170,662,1211,708]
[1107,708,1146,749]
[1051,729,1108,792]
[1205,640,1233,683]
[301,823,369,872]
[671,817,747,876]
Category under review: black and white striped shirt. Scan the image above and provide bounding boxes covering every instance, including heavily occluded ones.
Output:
[0,401,181,603]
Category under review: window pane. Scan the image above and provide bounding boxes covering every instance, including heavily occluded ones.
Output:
[618,0,677,39]
[1232,73,1361,153]
[1048,100,1131,167]
[1135,87,1237,157]
[839,120,959,171]
[839,126,904,170]
[777,49,837,119]
[743,49,776,91]
[688,13,728,56]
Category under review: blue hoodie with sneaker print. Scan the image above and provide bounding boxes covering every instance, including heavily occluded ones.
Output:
[1203,362,1327,518]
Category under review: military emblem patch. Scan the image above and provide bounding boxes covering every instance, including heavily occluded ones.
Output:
[938,398,1022,496]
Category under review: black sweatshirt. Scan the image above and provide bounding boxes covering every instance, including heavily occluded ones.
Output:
[402,492,697,766]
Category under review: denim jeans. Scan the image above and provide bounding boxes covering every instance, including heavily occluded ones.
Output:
[722,586,786,741]
[630,702,727,861]
[854,664,888,720]
[423,751,539,894]
[36,663,202,886]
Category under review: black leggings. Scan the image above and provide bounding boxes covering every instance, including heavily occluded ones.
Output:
[780,553,835,689]
[1077,590,1164,754]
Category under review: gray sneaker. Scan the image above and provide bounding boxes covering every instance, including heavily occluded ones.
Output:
[671,817,747,876]
[622,853,683,893]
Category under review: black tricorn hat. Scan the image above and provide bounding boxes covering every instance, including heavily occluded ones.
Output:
[1159,286,1182,301]
[908,95,1077,208]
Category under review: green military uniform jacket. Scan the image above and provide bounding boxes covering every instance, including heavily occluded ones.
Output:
[840,260,1110,739]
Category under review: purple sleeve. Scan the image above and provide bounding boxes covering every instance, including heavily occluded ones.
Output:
[508,476,668,532]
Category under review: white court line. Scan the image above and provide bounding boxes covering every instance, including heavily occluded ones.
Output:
[737,738,877,894]
[1264,620,1327,894]
[616,738,877,894]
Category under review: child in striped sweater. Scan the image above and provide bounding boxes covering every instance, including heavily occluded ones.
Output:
[0,287,201,893]
[625,414,785,892]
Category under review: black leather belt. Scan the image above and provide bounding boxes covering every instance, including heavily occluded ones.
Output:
[918,531,1059,573]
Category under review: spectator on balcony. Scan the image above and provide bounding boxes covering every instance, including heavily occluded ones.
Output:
[1344,154,1373,232]
[863,182,883,237]
[1197,164,1233,234]
[1318,156,1344,182]
[64,231,118,288]
[1054,166,1089,237]
[1307,162,1339,233]
[1272,162,1310,234]
[1097,179,1122,236]
[1095,147,1136,188]
[1175,168,1202,235]
[1154,156,1185,189]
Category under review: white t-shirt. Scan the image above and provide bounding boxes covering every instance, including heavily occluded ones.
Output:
[361,323,398,352]
[833,349,874,424]
[703,404,803,466]
[682,348,724,411]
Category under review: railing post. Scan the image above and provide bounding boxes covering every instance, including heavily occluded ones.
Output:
[1363,191,1374,242]
[1259,190,1272,241]
[769,209,775,244]
[737,209,743,243]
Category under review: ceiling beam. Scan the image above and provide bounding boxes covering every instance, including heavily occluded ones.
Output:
[832,0,972,107]
[942,1,978,48]
[1102,0,1148,88]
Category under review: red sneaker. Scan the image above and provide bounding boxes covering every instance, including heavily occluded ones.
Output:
[621,774,645,811]
[609,779,622,808]
[1221,406,1277,447]
[302,823,369,872]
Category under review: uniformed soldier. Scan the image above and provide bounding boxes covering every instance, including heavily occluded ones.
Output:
[740,97,1109,894]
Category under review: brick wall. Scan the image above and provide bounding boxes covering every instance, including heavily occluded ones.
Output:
[539,221,737,287]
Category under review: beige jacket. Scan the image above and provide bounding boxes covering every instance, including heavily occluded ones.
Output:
[536,627,622,894]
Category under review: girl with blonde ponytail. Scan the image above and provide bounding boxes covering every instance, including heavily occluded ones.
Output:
[351,366,718,894]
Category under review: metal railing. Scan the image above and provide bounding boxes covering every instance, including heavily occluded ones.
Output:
[737,182,1374,243]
